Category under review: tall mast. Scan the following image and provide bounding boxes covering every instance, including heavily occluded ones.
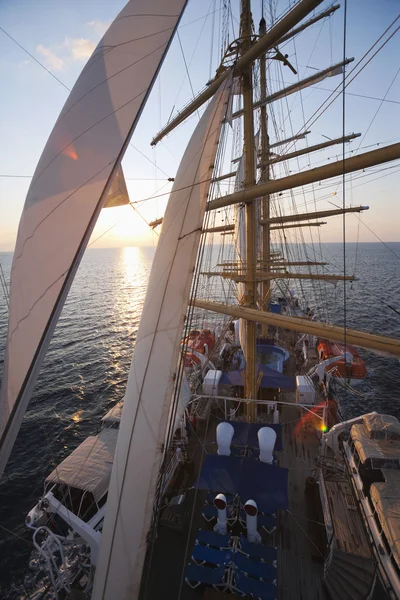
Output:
[240,0,257,419]
[259,15,270,337]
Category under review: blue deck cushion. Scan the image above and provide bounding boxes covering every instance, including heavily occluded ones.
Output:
[185,563,226,586]
[196,529,231,549]
[239,535,277,562]
[239,510,276,531]
[192,544,232,566]
[219,366,295,390]
[202,505,218,520]
[259,513,276,532]
[240,508,276,531]
[202,504,237,521]
[234,570,277,600]
[194,455,289,513]
[233,552,276,581]
[221,421,283,451]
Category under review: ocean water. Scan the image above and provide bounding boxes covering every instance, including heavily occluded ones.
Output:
[0,243,399,596]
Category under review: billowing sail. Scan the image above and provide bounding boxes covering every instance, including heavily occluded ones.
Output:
[0,0,187,479]
[104,166,129,208]
[93,74,232,600]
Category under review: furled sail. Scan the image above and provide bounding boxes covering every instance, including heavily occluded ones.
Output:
[234,132,260,355]
[173,371,191,433]
[93,74,232,600]
[0,0,187,479]
[234,158,247,350]
[103,166,130,208]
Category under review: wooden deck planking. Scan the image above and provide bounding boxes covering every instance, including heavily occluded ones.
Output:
[276,404,328,600]
[325,479,371,558]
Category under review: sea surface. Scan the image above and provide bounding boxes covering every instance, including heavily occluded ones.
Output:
[0,243,400,597]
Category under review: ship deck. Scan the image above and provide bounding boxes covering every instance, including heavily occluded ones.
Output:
[277,403,328,600]
[139,389,333,600]
[138,347,377,600]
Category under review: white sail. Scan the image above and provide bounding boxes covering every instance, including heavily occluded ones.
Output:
[0,0,187,479]
[104,166,130,208]
[93,74,232,600]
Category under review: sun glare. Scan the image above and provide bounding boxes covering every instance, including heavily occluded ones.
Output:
[91,204,156,247]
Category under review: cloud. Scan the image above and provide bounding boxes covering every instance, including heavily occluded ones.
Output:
[64,37,96,60]
[87,19,111,36]
[36,44,64,70]
[18,59,31,69]
[35,36,96,73]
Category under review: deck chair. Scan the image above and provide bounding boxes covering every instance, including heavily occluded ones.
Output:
[238,534,277,564]
[202,504,218,521]
[233,552,276,583]
[196,529,231,549]
[258,513,276,534]
[239,509,276,533]
[185,563,228,590]
[192,544,232,566]
[232,570,277,600]
[202,503,238,524]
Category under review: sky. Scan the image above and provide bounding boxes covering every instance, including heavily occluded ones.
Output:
[0,0,399,251]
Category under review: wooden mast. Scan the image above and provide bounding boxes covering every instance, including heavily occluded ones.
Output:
[240,0,257,419]
[207,142,400,211]
[193,299,400,357]
[150,0,325,146]
[259,15,270,338]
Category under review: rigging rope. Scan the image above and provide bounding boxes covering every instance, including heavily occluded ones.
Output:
[1,23,175,184]
[177,31,199,118]
[264,13,400,164]
[209,0,217,80]
[342,0,348,362]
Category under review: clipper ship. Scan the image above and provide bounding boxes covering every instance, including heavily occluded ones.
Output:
[1,1,400,599]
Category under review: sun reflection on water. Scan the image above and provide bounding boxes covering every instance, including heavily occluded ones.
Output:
[71,409,83,423]
[122,245,141,270]
[106,247,154,351]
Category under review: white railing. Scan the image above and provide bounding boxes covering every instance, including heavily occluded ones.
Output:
[32,526,71,596]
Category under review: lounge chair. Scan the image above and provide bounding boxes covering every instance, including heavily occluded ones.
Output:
[239,509,276,533]
[202,504,219,521]
[238,534,277,564]
[233,552,276,582]
[202,503,237,524]
[233,570,277,599]
[258,513,276,534]
[192,544,232,566]
[185,563,227,590]
[196,529,231,549]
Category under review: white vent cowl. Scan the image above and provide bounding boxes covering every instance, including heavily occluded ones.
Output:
[258,427,277,464]
[216,422,234,456]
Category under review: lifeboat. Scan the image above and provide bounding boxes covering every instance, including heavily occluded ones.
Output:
[184,329,215,355]
[182,329,215,369]
[184,352,202,368]
[317,340,367,386]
